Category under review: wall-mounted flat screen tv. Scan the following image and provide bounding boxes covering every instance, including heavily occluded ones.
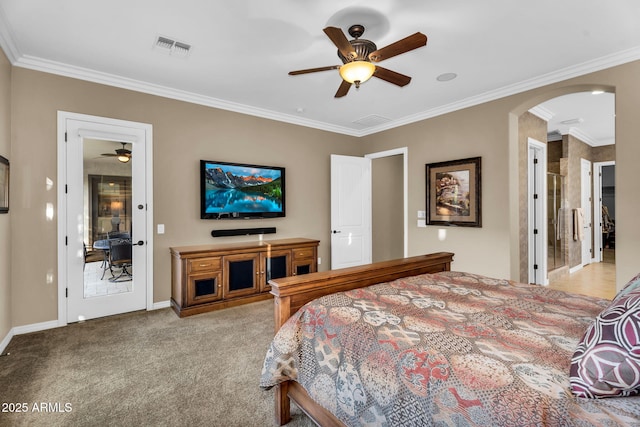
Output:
[200,160,285,219]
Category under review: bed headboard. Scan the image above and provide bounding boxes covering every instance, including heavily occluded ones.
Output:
[268,252,454,331]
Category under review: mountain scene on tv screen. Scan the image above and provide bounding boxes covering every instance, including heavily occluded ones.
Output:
[204,166,283,214]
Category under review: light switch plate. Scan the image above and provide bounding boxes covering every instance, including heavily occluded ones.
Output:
[157,224,165,234]
[417,210,426,219]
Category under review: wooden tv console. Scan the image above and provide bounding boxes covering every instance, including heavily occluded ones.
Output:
[170,238,319,317]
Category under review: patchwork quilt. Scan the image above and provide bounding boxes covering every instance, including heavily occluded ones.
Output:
[261,271,640,426]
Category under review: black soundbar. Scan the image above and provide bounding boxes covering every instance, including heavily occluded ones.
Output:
[211,227,276,237]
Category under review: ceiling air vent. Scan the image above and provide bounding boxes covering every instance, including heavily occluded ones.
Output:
[352,114,392,128]
[154,35,192,57]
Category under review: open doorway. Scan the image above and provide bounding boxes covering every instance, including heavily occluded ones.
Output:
[595,162,616,264]
[368,148,408,263]
[330,148,407,269]
[371,154,404,262]
[526,91,615,291]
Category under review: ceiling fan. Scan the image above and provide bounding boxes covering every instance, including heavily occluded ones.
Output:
[101,142,131,163]
[289,24,427,98]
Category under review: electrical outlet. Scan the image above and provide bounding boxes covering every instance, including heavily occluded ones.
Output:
[317,257,322,265]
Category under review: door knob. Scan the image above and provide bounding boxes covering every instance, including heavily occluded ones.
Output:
[332,230,341,234]
[132,240,145,246]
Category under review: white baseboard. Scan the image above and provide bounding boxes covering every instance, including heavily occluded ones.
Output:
[0,320,61,354]
[0,329,13,355]
[1,302,170,354]
[151,300,170,310]
[13,320,62,336]
[569,264,584,274]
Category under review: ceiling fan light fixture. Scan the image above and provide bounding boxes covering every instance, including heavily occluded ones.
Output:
[339,61,375,88]
[117,154,131,163]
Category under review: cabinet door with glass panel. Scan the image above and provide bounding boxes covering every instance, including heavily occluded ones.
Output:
[223,253,261,298]
[292,247,317,276]
[260,249,292,292]
[186,257,223,305]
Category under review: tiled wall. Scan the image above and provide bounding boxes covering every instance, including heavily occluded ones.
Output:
[565,135,615,269]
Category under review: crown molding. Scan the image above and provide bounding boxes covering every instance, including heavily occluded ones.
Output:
[13,54,362,137]
[358,46,640,136]
[3,29,640,138]
[528,105,554,121]
[568,127,599,147]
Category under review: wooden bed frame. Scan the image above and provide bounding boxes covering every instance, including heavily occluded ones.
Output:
[267,252,454,426]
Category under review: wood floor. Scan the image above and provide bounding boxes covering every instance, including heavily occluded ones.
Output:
[547,261,616,300]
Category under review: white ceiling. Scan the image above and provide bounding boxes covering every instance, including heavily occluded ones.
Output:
[535,91,616,146]
[0,1,637,141]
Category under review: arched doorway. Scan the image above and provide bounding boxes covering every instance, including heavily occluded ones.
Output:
[509,86,616,294]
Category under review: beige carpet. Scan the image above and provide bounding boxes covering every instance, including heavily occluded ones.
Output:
[0,301,315,427]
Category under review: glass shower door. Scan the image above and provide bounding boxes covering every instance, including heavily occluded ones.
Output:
[547,173,565,271]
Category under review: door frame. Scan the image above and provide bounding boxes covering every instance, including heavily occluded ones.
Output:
[527,138,547,285]
[580,158,593,266]
[56,111,154,327]
[593,161,615,263]
[366,147,408,258]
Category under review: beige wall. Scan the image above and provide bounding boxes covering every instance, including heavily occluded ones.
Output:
[365,100,515,277]
[0,49,10,339]
[365,60,640,289]
[6,58,640,329]
[10,68,361,326]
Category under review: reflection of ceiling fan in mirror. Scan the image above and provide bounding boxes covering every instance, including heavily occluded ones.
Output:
[101,142,131,163]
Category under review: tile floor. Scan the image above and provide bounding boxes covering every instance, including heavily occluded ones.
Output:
[83,260,133,298]
[547,261,616,300]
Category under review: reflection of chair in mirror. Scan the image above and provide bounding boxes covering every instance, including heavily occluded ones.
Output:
[83,243,88,271]
[108,231,130,239]
[83,242,102,271]
[108,239,132,282]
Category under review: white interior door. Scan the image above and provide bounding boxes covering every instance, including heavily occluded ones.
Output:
[330,154,372,269]
[60,114,151,322]
[581,158,593,266]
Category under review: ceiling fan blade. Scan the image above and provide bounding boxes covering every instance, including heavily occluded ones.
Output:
[368,32,427,62]
[289,65,340,75]
[101,153,117,157]
[373,66,412,87]
[334,80,352,98]
[323,27,357,60]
